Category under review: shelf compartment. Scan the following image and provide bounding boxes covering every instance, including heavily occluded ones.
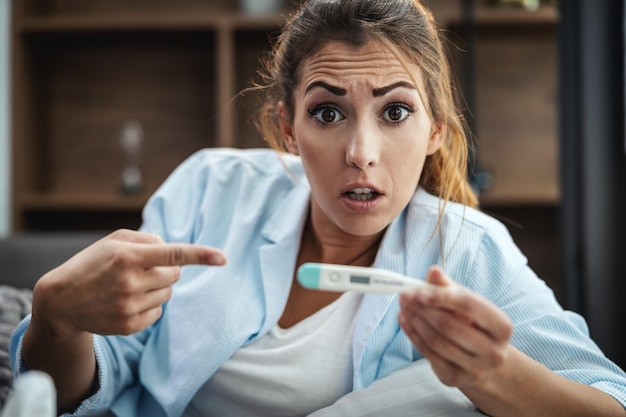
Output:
[15,31,216,199]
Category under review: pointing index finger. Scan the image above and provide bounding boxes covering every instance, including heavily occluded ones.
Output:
[136,243,227,268]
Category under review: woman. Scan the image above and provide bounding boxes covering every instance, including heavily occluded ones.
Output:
[11,0,626,416]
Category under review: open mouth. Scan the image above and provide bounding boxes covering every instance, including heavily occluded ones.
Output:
[346,187,379,201]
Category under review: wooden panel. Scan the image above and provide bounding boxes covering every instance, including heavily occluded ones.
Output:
[427,0,558,26]
[233,28,279,149]
[476,24,558,204]
[26,31,216,197]
[449,23,558,205]
[21,0,237,17]
[11,0,46,230]
[216,27,236,147]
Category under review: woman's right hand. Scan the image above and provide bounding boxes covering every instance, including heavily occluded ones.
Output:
[29,228,227,338]
[20,229,227,413]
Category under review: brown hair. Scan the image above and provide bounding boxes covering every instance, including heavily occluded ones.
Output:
[254,0,478,208]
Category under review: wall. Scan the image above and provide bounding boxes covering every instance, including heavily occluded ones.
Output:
[0,0,10,236]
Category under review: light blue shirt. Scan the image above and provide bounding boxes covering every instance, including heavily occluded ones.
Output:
[11,148,626,416]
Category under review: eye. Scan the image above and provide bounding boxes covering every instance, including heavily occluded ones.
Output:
[310,106,345,125]
[381,104,413,123]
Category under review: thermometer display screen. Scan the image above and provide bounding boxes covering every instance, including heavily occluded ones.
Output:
[350,275,370,285]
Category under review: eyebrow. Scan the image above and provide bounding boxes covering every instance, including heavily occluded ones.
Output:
[372,81,416,97]
[304,80,416,97]
[305,81,347,96]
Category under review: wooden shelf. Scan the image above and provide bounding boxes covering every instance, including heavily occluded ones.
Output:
[17,14,286,33]
[429,0,558,25]
[472,6,558,24]
[19,193,150,211]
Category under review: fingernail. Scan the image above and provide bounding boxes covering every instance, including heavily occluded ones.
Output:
[211,253,226,265]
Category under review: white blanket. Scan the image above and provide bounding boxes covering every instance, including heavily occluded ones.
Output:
[309,359,486,417]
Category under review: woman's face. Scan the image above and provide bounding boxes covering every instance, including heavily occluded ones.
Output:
[279,40,443,239]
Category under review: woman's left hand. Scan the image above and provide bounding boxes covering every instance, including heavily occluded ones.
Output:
[398,266,514,390]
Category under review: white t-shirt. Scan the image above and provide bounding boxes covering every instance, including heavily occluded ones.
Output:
[183,292,364,417]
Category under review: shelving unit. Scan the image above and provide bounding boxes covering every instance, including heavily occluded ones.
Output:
[11,0,288,231]
[10,0,559,233]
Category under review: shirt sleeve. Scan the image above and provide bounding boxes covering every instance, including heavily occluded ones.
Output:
[11,314,157,417]
[466,231,626,409]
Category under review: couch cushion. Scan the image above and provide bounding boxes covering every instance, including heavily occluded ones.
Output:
[0,286,33,407]
[0,233,104,290]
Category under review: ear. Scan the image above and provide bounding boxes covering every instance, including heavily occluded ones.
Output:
[426,122,445,155]
[278,101,299,155]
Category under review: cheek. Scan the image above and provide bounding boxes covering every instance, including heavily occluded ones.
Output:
[396,160,424,191]
[297,138,336,183]
[390,140,429,188]
[303,149,336,182]
[294,122,340,170]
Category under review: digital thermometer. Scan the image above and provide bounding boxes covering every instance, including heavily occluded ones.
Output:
[297,262,431,294]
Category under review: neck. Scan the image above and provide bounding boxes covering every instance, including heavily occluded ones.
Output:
[298,210,384,267]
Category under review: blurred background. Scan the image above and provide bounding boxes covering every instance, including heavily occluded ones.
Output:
[0,0,624,367]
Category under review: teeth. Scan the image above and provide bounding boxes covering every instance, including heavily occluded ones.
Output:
[347,188,377,201]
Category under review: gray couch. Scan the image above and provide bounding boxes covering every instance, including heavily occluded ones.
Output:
[0,233,105,290]
[0,233,104,407]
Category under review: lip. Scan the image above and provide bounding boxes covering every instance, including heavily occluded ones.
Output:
[340,182,384,212]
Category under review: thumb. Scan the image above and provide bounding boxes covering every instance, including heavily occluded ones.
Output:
[425,265,454,287]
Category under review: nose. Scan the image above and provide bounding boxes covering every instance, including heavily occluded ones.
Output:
[345,121,380,169]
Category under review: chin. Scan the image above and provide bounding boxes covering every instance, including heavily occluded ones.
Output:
[337,218,390,238]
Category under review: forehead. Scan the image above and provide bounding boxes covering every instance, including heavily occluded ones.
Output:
[297,40,423,91]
